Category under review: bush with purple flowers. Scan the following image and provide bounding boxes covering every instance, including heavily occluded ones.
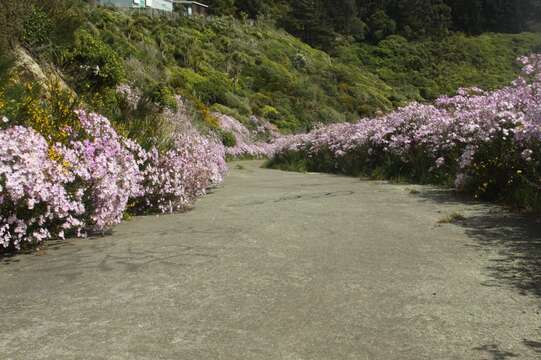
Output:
[0,125,85,250]
[269,55,541,210]
[128,130,227,214]
[216,113,279,159]
[56,110,143,232]
[0,109,228,250]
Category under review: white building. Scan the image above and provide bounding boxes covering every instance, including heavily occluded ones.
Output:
[97,0,173,12]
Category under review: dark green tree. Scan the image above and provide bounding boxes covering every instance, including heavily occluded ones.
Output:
[367,10,396,41]
[206,0,236,16]
[395,0,451,38]
[280,0,334,49]
[326,0,358,34]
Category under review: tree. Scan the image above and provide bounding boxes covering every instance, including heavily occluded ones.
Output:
[280,0,334,49]
[349,17,368,41]
[396,0,451,39]
[234,0,267,18]
[207,0,236,16]
[207,0,535,46]
[326,0,358,34]
[367,10,396,42]
[445,0,538,34]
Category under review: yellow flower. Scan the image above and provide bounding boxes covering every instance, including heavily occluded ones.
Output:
[48,147,72,172]
[48,147,62,162]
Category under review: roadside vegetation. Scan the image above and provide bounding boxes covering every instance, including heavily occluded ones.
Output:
[267,55,541,212]
[50,8,541,133]
[2,1,540,138]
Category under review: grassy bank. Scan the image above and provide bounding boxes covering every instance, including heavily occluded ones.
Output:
[3,3,539,140]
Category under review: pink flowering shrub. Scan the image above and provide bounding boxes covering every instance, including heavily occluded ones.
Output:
[129,130,227,214]
[126,95,228,214]
[215,113,279,159]
[1,109,228,250]
[0,126,85,250]
[270,55,541,210]
[56,110,142,232]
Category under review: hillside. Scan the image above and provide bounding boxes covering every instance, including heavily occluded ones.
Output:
[334,32,541,101]
[1,2,540,143]
[79,8,393,132]
[62,8,541,134]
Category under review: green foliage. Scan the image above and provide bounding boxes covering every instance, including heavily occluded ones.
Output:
[335,32,541,102]
[211,103,249,124]
[116,105,176,151]
[0,1,28,52]
[367,10,396,42]
[67,29,125,90]
[169,67,206,91]
[220,130,237,147]
[279,0,334,49]
[0,0,84,58]
[5,3,539,140]
[461,135,541,211]
[264,150,310,172]
[0,79,80,144]
[193,75,232,105]
[207,0,236,16]
[64,9,394,131]
[249,58,295,92]
[22,6,54,48]
[206,1,540,48]
[148,85,177,110]
[260,105,280,121]
[0,54,14,83]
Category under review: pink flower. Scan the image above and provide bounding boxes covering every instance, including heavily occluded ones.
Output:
[270,54,541,202]
[1,108,229,248]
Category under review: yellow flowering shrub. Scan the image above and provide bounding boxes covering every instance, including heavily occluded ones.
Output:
[1,80,80,143]
[0,78,81,167]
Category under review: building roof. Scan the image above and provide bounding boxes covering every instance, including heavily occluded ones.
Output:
[174,1,209,8]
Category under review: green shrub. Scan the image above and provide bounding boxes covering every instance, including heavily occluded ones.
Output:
[169,67,206,91]
[148,85,177,110]
[249,58,295,92]
[0,79,80,144]
[220,130,237,147]
[260,105,280,121]
[193,74,233,105]
[0,54,14,83]
[222,92,251,114]
[22,5,53,48]
[0,2,27,52]
[316,106,346,124]
[68,29,125,89]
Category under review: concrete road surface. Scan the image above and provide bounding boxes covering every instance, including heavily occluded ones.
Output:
[1,161,540,359]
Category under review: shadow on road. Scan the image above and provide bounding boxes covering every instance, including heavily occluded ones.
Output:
[416,189,541,299]
[0,252,19,265]
[523,339,541,354]
[473,340,541,359]
[473,344,519,359]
